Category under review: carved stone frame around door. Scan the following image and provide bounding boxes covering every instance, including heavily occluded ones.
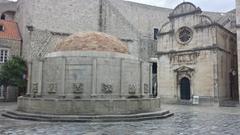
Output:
[174,66,194,103]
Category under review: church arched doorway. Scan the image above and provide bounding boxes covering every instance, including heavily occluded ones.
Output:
[180,77,191,100]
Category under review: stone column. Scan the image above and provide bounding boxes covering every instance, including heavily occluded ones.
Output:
[157,58,161,98]
[37,60,43,96]
[120,58,124,98]
[0,86,3,98]
[149,63,153,97]
[60,57,66,97]
[91,59,97,96]
[140,61,144,96]
[26,61,32,95]
[213,50,219,101]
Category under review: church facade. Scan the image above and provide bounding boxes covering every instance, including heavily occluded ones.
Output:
[0,0,239,105]
[157,3,238,104]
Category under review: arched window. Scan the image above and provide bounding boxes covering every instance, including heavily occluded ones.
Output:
[1,14,5,20]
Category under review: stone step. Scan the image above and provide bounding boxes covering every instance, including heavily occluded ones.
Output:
[6,110,171,119]
[2,110,174,122]
[219,100,239,107]
[179,100,192,105]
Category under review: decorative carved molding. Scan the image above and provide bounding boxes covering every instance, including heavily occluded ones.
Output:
[72,83,84,94]
[48,83,57,93]
[144,84,149,94]
[174,66,194,73]
[159,30,174,36]
[170,52,200,65]
[157,45,232,56]
[129,84,136,95]
[32,83,38,93]
[101,84,113,94]
[175,66,195,82]
[169,2,202,19]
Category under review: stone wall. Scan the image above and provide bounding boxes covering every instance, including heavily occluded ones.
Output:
[216,26,238,100]
[15,0,101,60]
[236,0,240,102]
[29,51,151,99]
[100,0,140,57]
[109,0,172,38]
[27,29,67,60]
[15,0,139,59]
[21,0,100,33]
[14,0,31,59]
[14,0,236,61]
[17,97,161,115]
[14,0,157,60]
[0,38,21,57]
[0,1,16,14]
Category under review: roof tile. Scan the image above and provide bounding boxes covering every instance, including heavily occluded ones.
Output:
[0,20,21,41]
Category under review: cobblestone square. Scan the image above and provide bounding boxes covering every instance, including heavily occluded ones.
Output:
[1,103,240,135]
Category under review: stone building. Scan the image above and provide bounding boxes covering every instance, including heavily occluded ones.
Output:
[0,0,21,101]
[0,20,22,101]
[0,0,238,104]
[157,3,238,104]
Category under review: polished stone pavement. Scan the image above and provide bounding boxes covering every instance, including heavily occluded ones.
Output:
[1,102,240,135]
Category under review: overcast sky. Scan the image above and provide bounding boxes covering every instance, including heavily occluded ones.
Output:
[126,0,235,12]
[8,0,235,12]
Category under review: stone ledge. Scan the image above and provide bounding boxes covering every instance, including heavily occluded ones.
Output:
[45,51,139,60]
[2,110,173,122]
[17,97,162,115]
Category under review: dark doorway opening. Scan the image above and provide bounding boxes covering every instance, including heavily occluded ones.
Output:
[180,77,191,100]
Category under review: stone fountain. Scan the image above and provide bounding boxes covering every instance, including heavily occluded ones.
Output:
[3,32,172,122]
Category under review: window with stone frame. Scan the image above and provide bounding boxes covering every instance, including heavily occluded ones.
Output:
[0,49,9,63]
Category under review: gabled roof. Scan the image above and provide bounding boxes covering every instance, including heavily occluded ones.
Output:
[0,20,21,41]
